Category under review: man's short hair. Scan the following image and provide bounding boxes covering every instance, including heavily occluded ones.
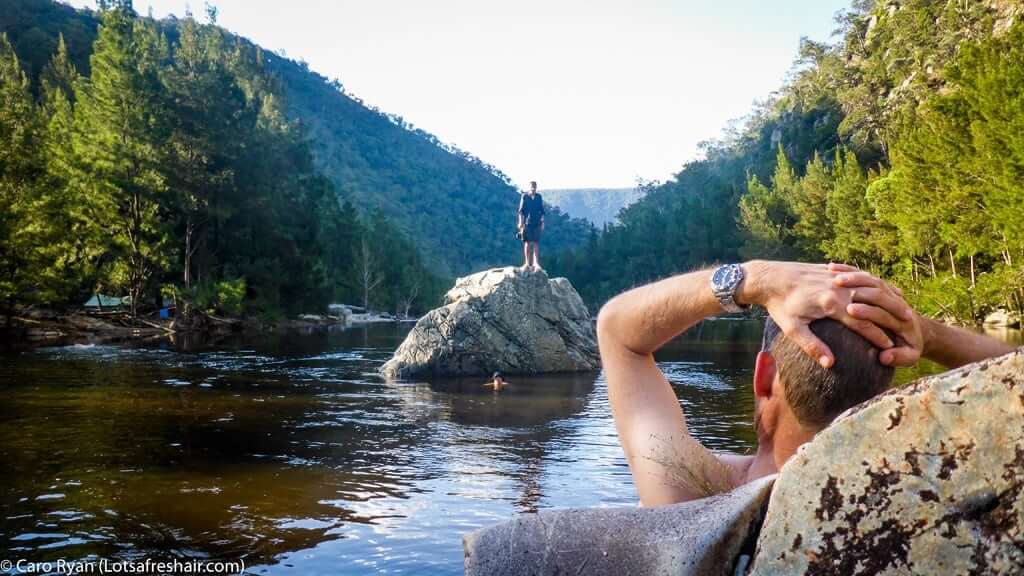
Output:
[763,317,894,429]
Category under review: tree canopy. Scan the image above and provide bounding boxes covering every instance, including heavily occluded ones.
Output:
[550,0,1024,323]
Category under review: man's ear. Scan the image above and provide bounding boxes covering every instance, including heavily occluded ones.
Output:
[753,351,777,400]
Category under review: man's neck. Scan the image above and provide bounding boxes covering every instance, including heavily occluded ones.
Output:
[744,445,779,482]
[746,425,814,482]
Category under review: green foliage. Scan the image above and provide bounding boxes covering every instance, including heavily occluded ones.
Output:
[0,1,448,321]
[554,1,1023,324]
[183,277,245,316]
[215,277,245,317]
[737,147,801,260]
[70,5,172,317]
[0,33,48,318]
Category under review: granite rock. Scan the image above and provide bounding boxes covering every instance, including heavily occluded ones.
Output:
[751,349,1024,575]
[381,267,599,378]
[464,476,776,576]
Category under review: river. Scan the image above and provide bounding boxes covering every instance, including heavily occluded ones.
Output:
[1,319,1019,575]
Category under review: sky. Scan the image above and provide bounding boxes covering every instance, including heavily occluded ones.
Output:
[67,0,851,189]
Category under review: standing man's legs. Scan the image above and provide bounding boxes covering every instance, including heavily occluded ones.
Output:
[522,239,531,270]
[531,241,541,271]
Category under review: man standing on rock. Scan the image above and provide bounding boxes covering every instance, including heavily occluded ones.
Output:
[518,181,545,272]
[597,260,1015,506]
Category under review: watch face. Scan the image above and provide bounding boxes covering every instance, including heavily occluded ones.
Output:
[713,265,739,291]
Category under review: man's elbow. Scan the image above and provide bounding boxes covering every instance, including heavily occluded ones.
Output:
[596,296,623,346]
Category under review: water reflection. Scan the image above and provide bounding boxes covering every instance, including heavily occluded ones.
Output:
[2,318,1010,574]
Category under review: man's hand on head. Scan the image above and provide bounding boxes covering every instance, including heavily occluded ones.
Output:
[739,261,896,369]
[830,266,924,367]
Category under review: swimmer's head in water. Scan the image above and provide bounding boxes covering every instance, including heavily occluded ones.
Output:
[492,371,504,382]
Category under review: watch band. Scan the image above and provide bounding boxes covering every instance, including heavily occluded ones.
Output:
[711,263,748,313]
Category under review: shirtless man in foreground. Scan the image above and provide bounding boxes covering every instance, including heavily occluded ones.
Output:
[597,261,1015,506]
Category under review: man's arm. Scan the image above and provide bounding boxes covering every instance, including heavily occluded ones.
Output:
[597,268,737,506]
[517,195,525,230]
[920,318,1014,368]
[598,261,895,506]
[832,269,1015,368]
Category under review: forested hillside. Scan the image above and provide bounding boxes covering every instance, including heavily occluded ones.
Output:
[1,0,592,281]
[0,0,449,320]
[550,0,1024,323]
[0,0,595,324]
[542,188,645,226]
[266,57,592,275]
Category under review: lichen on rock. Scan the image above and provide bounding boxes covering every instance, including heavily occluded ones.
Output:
[750,349,1024,575]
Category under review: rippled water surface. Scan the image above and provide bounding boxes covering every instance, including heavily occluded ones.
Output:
[1,319,1015,574]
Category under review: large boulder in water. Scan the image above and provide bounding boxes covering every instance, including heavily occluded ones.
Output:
[381,267,599,378]
[751,349,1024,575]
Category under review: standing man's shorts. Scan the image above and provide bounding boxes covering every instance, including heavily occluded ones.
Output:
[523,225,542,243]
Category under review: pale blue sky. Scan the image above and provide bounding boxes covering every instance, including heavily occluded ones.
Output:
[67,0,851,188]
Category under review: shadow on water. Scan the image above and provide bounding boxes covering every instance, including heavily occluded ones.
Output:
[0,318,1016,574]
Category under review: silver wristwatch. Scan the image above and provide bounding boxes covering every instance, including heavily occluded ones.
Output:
[711,263,748,313]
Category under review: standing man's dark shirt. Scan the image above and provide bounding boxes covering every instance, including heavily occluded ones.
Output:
[519,193,545,228]
[518,183,545,270]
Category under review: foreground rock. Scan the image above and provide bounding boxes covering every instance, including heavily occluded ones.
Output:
[464,476,775,576]
[752,349,1024,575]
[463,350,1024,575]
[381,267,599,378]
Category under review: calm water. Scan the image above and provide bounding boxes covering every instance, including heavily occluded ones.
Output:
[1,319,1018,575]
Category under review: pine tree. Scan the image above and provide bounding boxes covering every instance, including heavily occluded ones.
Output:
[824,149,882,267]
[738,147,800,260]
[71,6,171,317]
[0,34,53,323]
[163,17,248,290]
[789,152,833,260]
[40,35,78,105]
[39,35,98,304]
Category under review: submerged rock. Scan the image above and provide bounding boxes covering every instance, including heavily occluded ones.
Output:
[381,267,599,378]
[751,349,1024,575]
[464,476,775,576]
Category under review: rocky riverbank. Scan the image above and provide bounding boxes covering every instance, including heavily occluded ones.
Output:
[3,303,401,347]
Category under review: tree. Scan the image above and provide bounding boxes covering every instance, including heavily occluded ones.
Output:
[0,34,47,323]
[162,17,246,290]
[39,32,100,304]
[71,5,171,317]
[738,147,801,260]
[356,236,382,311]
[788,152,833,260]
[397,266,421,319]
[824,149,884,268]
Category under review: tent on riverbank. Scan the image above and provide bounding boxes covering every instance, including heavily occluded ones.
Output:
[83,294,128,311]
